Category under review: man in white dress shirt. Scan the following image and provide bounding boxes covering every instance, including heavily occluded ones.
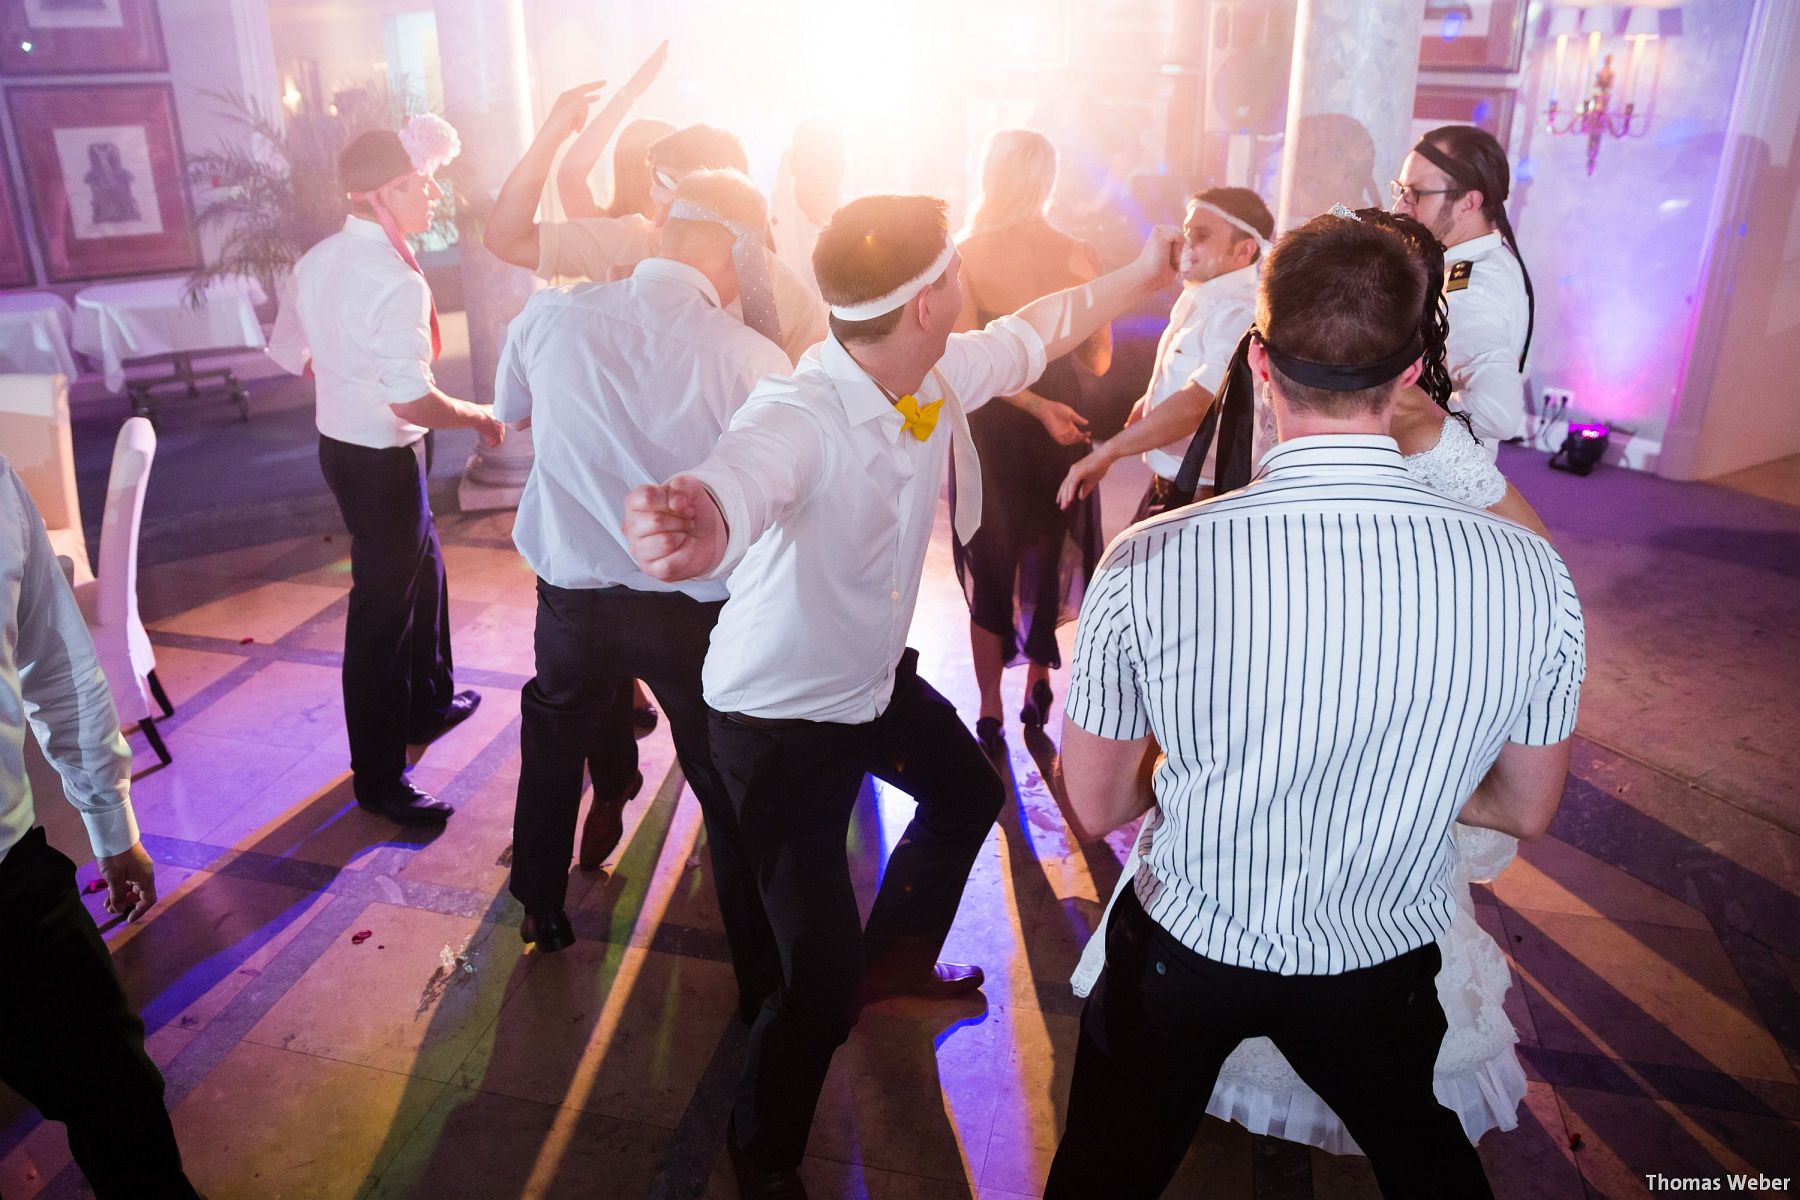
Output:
[1391,124,1535,453]
[1056,187,1274,518]
[281,128,505,825]
[1,457,198,1197]
[484,83,827,366]
[494,172,786,1012]
[622,194,1179,1198]
[1045,212,1584,1199]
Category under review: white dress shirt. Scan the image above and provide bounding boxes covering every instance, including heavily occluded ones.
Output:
[686,318,1047,723]
[1444,231,1530,453]
[1,457,137,864]
[1067,435,1585,976]
[537,215,828,367]
[274,216,434,449]
[1142,264,1259,483]
[495,258,792,599]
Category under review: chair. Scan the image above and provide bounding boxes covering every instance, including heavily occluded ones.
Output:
[72,417,174,765]
[0,373,93,585]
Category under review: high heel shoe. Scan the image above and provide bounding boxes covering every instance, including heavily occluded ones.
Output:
[975,716,1005,755]
[1019,679,1054,727]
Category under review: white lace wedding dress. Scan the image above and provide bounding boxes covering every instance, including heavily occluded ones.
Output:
[1070,416,1526,1155]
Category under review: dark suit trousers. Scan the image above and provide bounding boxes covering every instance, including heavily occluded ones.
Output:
[1045,887,1493,1200]
[317,435,454,796]
[709,651,1006,1172]
[0,828,199,1198]
[509,581,779,1013]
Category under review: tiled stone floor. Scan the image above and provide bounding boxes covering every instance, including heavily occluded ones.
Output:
[3,450,1797,1199]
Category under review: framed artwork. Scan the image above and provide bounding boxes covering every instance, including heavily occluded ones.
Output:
[0,134,32,287]
[1413,83,1517,143]
[0,0,168,75]
[6,83,198,282]
[1419,0,1527,72]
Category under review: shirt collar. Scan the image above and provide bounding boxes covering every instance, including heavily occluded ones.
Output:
[631,256,721,308]
[343,215,389,242]
[820,334,912,430]
[1255,434,1409,480]
[1444,230,1503,264]
[1191,261,1259,294]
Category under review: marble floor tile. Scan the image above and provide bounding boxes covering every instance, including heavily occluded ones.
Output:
[1502,907,1797,1084]
[143,577,343,644]
[245,904,526,1082]
[169,1040,446,1199]
[1473,901,1540,1047]
[443,601,540,676]
[364,1083,674,1199]
[126,731,310,843]
[1489,834,1713,931]
[1476,1080,1585,1199]
[460,944,738,1129]
[139,643,250,708]
[438,542,543,604]
[1555,1084,1800,1198]
[176,658,352,755]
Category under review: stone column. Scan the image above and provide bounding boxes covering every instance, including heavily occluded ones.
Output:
[436,0,539,511]
[1276,0,1428,231]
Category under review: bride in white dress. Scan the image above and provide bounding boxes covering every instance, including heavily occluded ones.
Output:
[1072,206,1547,1156]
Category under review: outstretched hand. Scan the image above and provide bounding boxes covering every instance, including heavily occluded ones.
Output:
[622,475,726,582]
[540,79,608,143]
[1058,445,1114,509]
[1034,398,1092,447]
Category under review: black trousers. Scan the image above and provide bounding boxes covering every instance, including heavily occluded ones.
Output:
[509,582,779,1010]
[1046,888,1493,1200]
[0,828,199,1198]
[709,650,1005,1172]
[318,435,455,795]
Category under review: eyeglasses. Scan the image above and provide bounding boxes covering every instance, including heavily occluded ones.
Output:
[651,167,683,193]
[1389,180,1459,205]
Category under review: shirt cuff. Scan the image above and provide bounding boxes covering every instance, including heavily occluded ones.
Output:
[378,362,436,408]
[81,797,141,860]
[681,464,750,579]
[989,313,1048,386]
[1186,361,1226,397]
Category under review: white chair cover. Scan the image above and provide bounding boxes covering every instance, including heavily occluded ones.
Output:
[0,372,92,585]
[73,417,158,727]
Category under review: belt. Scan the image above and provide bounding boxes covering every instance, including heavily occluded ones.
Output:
[722,711,814,730]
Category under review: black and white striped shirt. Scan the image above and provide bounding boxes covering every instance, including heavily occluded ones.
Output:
[1066,435,1585,975]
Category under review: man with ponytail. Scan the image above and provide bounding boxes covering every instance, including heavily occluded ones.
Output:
[1392,124,1535,454]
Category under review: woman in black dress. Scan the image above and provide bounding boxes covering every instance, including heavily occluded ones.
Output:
[951,129,1113,753]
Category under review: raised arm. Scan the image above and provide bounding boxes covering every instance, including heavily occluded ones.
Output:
[483,80,607,270]
[554,42,668,218]
[1015,226,1180,363]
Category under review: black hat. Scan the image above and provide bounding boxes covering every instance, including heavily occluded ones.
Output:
[338,129,413,195]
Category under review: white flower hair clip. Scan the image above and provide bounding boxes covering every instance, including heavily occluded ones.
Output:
[399,113,461,175]
[1328,203,1361,221]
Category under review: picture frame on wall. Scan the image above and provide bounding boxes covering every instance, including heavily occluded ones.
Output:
[1420,0,1527,72]
[0,134,33,287]
[1414,83,1517,143]
[0,0,168,76]
[6,83,199,282]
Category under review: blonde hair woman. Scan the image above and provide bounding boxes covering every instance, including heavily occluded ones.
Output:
[951,128,1113,753]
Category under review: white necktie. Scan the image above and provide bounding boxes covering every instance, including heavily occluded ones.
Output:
[930,367,982,545]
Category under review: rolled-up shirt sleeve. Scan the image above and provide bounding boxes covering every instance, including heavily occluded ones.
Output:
[3,466,137,858]
[1509,555,1585,745]
[938,314,1047,414]
[1065,541,1149,741]
[266,271,310,376]
[1184,299,1255,398]
[370,272,436,408]
[682,397,831,579]
[493,305,534,427]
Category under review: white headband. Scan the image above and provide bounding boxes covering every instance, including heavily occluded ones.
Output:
[828,235,957,322]
[1191,200,1270,253]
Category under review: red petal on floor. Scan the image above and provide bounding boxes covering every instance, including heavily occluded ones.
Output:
[351,929,373,944]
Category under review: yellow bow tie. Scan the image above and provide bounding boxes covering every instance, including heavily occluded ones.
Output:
[893,393,943,441]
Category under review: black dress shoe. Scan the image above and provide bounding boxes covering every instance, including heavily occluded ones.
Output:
[860,961,986,1003]
[1019,679,1054,727]
[520,909,575,953]
[357,780,453,826]
[975,716,1005,756]
[408,690,481,744]
[577,770,643,871]
[726,1116,807,1199]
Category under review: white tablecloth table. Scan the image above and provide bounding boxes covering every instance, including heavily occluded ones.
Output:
[71,275,267,401]
[0,292,79,380]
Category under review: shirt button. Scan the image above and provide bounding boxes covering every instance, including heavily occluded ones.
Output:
[890,590,900,601]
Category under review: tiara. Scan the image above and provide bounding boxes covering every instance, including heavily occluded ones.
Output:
[1328,203,1361,222]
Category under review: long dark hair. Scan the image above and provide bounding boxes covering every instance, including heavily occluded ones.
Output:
[1417,124,1534,367]
[1353,207,1473,441]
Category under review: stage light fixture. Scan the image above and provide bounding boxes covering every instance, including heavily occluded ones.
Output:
[1549,422,1609,475]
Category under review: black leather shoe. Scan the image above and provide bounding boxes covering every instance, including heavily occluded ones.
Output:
[357,780,453,826]
[577,770,643,871]
[409,690,481,744]
[520,909,575,953]
[860,961,986,1003]
[975,716,1005,756]
[1019,679,1054,727]
[726,1116,807,1199]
